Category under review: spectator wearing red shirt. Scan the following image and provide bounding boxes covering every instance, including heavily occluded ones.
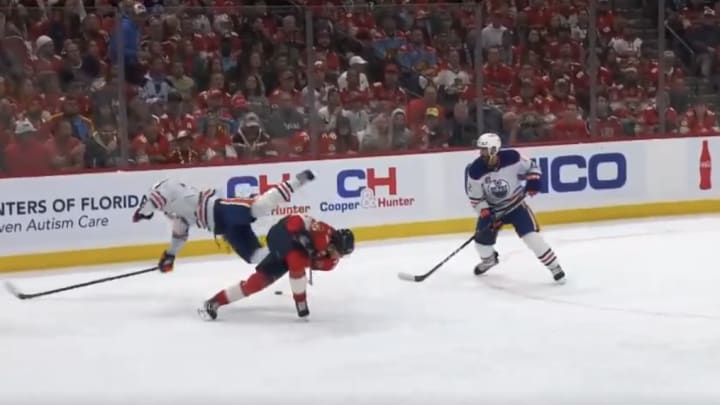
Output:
[550,107,589,141]
[269,69,302,109]
[370,64,408,114]
[132,119,171,165]
[407,85,444,128]
[637,97,679,136]
[4,119,52,176]
[45,119,86,171]
[32,35,63,76]
[680,102,720,135]
[167,130,201,165]
[524,0,553,29]
[195,119,237,162]
[593,96,624,139]
[314,30,341,72]
[340,70,370,106]
[483,47,514,90]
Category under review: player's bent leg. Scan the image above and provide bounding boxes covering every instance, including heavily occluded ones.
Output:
[198,254,289,321]
[224,225,266,264]
[473,218,500,276]
[509,204,566,283]
[199,271,275,321]
[250,170,315,218]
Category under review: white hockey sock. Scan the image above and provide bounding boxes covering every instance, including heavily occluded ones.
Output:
[521,232,559,268]
[474,242,496,260]
[250,178,302,218]
[223,283,247,303]
[289,274,307,298]
[249,247,269,264]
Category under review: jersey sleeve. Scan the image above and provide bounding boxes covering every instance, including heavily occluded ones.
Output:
[518,153,542,178]
[136,179,176,216]
[465,164,489,215]
[137,179,192,256]
[166,215,190,255]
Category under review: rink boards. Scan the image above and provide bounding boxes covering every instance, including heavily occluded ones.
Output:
[0,136,718,272]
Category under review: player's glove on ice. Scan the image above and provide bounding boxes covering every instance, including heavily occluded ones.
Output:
[525,174,542,196]
[158,251,175,273]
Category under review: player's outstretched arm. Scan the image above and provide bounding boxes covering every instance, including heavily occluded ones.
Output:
[157,218,190,273]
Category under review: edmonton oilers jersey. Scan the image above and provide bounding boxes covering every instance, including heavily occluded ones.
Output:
[137,179,219,232]
[464,149,540,217]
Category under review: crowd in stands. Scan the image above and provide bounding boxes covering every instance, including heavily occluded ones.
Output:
[0,0,719,176]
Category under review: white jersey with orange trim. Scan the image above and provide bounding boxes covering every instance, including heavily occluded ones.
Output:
[464,149,540,217]
[137,179,219,237]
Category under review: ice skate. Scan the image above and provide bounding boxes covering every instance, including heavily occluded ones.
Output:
[550,265,566,284]
[473,251,499,276]
[198,299,220,321]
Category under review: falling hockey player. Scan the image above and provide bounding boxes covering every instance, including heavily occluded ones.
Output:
[465,133,566,283]
[131,170,355,320]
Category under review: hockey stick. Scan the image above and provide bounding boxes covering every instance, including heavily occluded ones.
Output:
[4,266,158,300]
[397,235,475,282]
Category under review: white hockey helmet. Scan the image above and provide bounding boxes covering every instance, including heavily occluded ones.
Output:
[476,132,502,155]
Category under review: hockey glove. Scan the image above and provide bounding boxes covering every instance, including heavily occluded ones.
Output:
[525,174,542,196]
[132,208,154,223]
[158,251,176,273]
[478,208,496,230]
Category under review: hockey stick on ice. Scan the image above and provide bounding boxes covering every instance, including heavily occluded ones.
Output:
[397,236,475,282]
[4,266,158,300]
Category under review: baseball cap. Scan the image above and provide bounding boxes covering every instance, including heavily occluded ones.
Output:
[349,56,368,65]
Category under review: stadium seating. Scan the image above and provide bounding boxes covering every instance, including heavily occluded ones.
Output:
[0,0,717,176]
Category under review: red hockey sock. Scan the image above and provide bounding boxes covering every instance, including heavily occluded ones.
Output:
[240,271,270,296]
[212,290,230,306]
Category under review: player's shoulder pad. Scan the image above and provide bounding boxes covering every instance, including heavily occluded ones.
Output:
[466,150,521,179]
[466,157,489,180]
[497,149,521,166]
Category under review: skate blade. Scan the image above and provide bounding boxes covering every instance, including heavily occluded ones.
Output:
[197,308,216,321]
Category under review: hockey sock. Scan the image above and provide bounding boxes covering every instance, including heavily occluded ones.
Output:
[212,272,270,306]
[474,242,496,260]
[288,269,307,302]
[250,178,302,218]
[521,232,560,268]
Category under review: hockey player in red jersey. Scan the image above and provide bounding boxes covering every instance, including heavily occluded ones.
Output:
[199,214,355,320]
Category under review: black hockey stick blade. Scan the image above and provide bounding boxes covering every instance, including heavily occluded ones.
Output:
[3,266,158,300]
[4,281,29,299]
[397,235,475,283]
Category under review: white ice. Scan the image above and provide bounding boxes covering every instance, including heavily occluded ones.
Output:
[1,216,720,405]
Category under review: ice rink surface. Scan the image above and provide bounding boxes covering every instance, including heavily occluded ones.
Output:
[2,215,720,405]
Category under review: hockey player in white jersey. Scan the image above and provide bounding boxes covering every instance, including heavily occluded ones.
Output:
[465,133,565,282]
[131,169,316,273]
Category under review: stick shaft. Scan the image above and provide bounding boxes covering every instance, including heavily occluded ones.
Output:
[13,267,158,299]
